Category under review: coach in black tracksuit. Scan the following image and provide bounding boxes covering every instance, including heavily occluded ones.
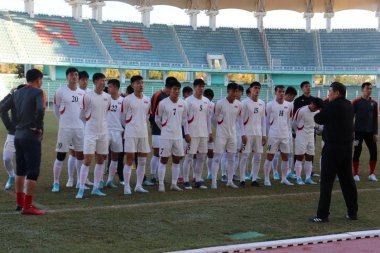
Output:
[312,82,358,222]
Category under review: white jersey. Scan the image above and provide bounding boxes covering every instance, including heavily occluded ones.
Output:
[155,97,188,140]
[214,98,243,138]
[185,95,211,138]
[54,85,85,129]
[266,100,293,138]
[293,105,318,140]
[209,101,217,129]
[107,96,124,132]
[123,93,151,138]
[242,97,266,136]
[83,91,111,135]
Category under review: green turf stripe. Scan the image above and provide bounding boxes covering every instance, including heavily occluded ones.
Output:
[227,231,264,240]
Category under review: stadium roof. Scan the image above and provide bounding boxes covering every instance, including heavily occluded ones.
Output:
[102,0,380,13]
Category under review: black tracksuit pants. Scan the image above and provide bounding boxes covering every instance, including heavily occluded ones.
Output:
[317,143,358,218]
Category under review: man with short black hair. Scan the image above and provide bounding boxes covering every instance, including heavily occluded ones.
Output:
[311,82,358,222]
[352,82,378,182]
[0,69,45,215]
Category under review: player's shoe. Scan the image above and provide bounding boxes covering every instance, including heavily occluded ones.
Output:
[226,182,238,189]
[353,175,360,182]
[207,174,212,180]
[98,180,105,189]
[91,188,106,196]
[143,179,155,186]
[296,178,305,185]
[264,180,271,187]
[170,184,183,191]
[345,214,358,220]
[310,216,329,223]
[158,184,165,192]
[177,177,184,185]
[221,175,228,182]
[194,181,207,189]
[251,181,260,187]
[66,180,74,188]
[273,171,280,180]
[211,182,217,189]
[4,176,15,190]
[134,186,149,193]
[120,181,125,186]
[287,172,297,179]
[85,178,93,186]
[305,177,318,185]
[21,205,45,215]
[245,175,252,181]
[183,182,192,190]
[106,181,118,189]
[75,188,85,199]
[281,179,294,186]
[232,175,240,181]
[239,181,246,188]
[124,186,132,195]
[369,174,378,182]
[75,183,90,190]
[51,183,60,192]
[256,176,262,180]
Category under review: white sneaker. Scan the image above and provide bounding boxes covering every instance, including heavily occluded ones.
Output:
[85,178,94,186]
[353,175,360,182]
[66,180,74,187]
[134,186,149,193]
[264,180,271,187]
[158,184,165,192]
[369,174,378,182]
[170,184,183,192]
[281,179,294,186]
[226,182,238,189]
[124,186,132,195]
[211,182,217,189]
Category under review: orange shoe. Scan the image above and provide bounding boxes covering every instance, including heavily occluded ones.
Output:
[21,205,45,215]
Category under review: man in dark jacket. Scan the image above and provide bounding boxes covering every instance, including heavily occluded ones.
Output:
[0,69,45,215]
[311,82,358,222]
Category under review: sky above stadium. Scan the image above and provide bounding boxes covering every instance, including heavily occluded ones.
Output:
[0,0,378,28]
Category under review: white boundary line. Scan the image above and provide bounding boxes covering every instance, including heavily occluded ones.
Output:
[168,230,380,253]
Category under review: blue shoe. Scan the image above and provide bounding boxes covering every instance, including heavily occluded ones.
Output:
[245,175,252,181]
[106,181,118,189]
[221,175,228,182]
[207,174,212,180]
[143,180,155,186]
[273,172,280,181]
[4,176,15,190]
[287,172,296,179]
[76,183,90,190]
[296,178,305,185]
[76,188,84,199]
[91,188,106,196]
[51,183,60,192]
[305,177,317,185]
[98,181,105,189]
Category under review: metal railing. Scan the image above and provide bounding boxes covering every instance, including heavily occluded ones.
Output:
[86,20,113,62]
[170,26,190,66]
[235,28,250,66]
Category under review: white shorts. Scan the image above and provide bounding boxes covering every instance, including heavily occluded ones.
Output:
[109,131,123,153]
[83,133,109,155]
[159,138,184,157]
[4,134,15,153]
[214,137,236,154]
[242,135,263,154]
[152,135,160,149]
[186,137,208,155]
[56,128,84,152]
[236,135,242,152]
[266,137,290,154]
[295,138,315,156]
[124,137,150,153]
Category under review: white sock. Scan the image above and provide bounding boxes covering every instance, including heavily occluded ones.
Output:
[233,152,239,176]
[305,161,313,179]
[207,157,213,176]
[172,163,180,185]
[53,159,63,184]
[239,153,249,182]
[295,160,303,179]
[150,155,159,178]
[79,164,89,189]
[107,160,118,183]
[67,155,76,183]
[212,154,222,185]
[94,163,104,188]
[76,159,82,184]
[195,153,206,182]
[226,153,235,184]
[136,157,147,188]
[192,157,197,179]
[288,152,294,174]
[264,159,272,182]
[221,153,227,176]
[182,154,192,183]
[281,161,288,181]
[158,162,166,186]
[3,150,15,177]
[179,158,184,178]
[123,164,132,188]
[252,153,261,181]
[272,152,279,174]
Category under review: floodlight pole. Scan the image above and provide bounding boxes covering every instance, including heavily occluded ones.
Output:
[206,10,219,31]
[137,5,153,28]
[254,12,266,32]
[304,12,314,33]
[24,0,34,18]
[89,0,105,24]
[66,0,86,22]
[186,9,200,30]
[324,12,334,33]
